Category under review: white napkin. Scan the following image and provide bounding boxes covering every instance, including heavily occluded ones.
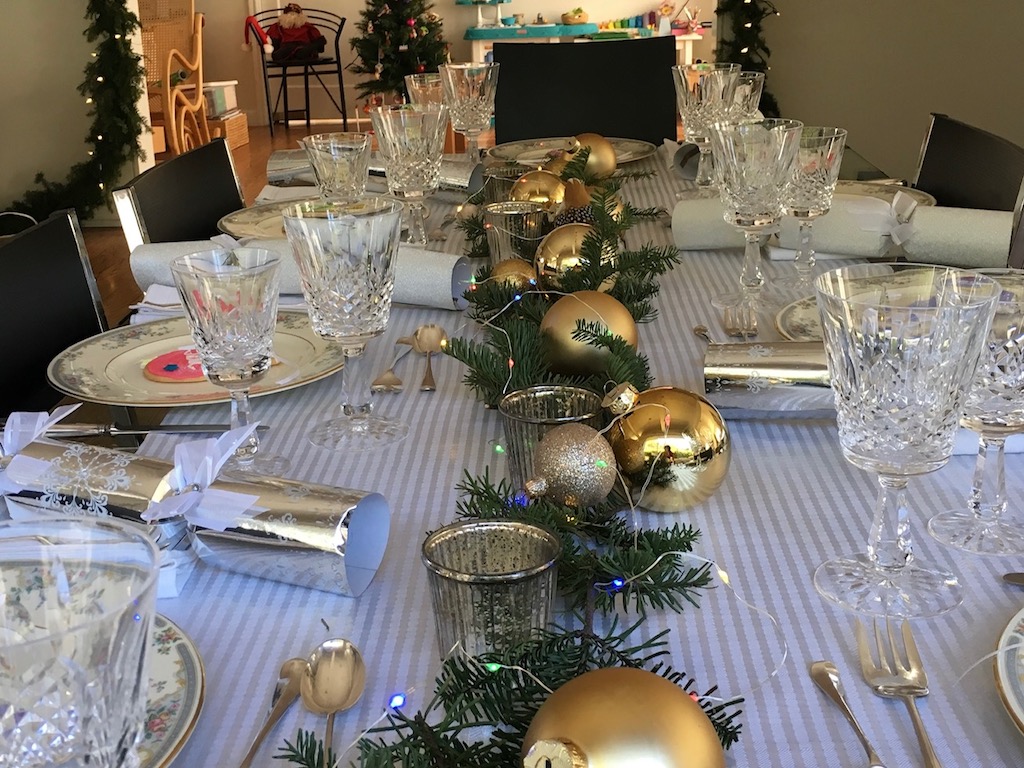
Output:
[671,195,746,250]
[902,206,1012,269]
[255,184,319,204]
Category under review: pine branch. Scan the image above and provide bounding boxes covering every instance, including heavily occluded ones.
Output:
[275,729,337,767]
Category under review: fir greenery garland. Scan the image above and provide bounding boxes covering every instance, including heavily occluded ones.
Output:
[2,0,145,234]
[715,0,780,117]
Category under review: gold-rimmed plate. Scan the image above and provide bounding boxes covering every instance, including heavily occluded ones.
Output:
[995,604,1024,737]
[486,137,658,166]
[834,180,937,207]
[140,614,205,768]
[48,311,344,407]
[775,296,822,342]
[218,196,319,239]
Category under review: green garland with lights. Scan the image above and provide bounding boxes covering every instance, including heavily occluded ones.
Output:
[715,0,780,117]
[1,0,146,235]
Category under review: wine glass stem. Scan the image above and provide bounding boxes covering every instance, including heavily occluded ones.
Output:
[229,389,260,464]
[406,201,427,246]
[868,473,914,570]
[694,146,715,187]
[968,433,1008,522]
[740,230,765,303]
[794,219,816,285]
[340,349,373,418]
[464,132,481,165]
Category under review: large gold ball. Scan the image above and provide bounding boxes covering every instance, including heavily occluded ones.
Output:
[574,133,617,178]
[534,223,594,288]
[522,667,726,768]
[526,423,617,507]
[509,170,566,213]
[490,258,538,290]
[539,291,638,376]
[608,387,730,512]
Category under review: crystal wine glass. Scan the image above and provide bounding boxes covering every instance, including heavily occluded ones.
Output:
[298,132,373,199]
[405,72,445,106]
[282,196,408,451]
[170,247,290,475]
[707,118,803,336]
[438,62,499,164]
[778,126,848,294]
[929,269,1024,554]
[671,62,741,187]
[370,103,450,246]
[730,71,765,120]
[815,263,1000,617]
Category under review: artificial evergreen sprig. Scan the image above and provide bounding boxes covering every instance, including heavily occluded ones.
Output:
[274,728,338,768]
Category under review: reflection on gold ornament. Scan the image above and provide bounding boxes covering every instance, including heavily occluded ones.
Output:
[539,291,638,376]
[574,132,617,178]
[608,387,730,512]
[522,667,726,768]
[490,258,537,290]
[543,149,571,176]
[534,223,592,286]
[509,170,566,213]
[525,423,617,507]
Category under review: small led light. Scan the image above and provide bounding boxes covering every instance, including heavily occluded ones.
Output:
[96,76,104,82]
[595,459,608,468]
[611,577,625,590]
[388,692,406,708]
[484,662,501,673]
[493,443,505,454]
[85,97,93,104]
[740,46,750,53]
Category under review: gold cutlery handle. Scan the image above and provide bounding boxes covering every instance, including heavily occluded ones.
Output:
[420,352,436,391]
[902,696,943,768]
[810,661,887,768]
[238,675,302,768]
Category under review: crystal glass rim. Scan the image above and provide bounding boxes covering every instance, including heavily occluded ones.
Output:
[298,131,371,148]
[0,515,160,650]
[498,385,603,424]
[814,262,1002,309]
[672,62,742,74]
[710,117,804,134]
[169,248,281,276]
[421,519,561,583]
[798,126,848,143]
[483,201,546,216]
[405,72,442,84]
[369,102,449,116]
[439,61,499,73]
[282,195,404,220]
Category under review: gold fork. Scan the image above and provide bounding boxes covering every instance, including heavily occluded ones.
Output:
[856,618,943,768]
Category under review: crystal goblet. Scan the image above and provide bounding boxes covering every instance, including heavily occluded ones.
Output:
[282,197,408,452]
[170,247,289,475]
[370,103,450,246]
[405,72,444,106]
[929,269,1024,554]
[438,62,499,164]
[730,71,765,120]
[671,62,741,187]
[298,132,372,199]
[815,263,1000,617]
[708,118,803,336]
[0,516,159,768]
[778,126,848,294]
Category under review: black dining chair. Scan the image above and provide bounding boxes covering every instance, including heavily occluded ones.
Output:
[491,36,677,146]
[112,137,244,252]
[913,112,1024,211]
[248,8,348,135]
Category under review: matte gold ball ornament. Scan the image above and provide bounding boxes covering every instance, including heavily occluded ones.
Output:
[607,387,730,512]
[509,170,566,213]
[525,423,617,507]
[574,132,618,178]
[490,258,538,290]
[522,667,726,768]
[539,291,638,376]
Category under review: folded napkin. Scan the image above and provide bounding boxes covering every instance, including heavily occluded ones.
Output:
[902,206,1012,269]
[671,195,746,250]
[255,184,318,204]
[130,240,472,313]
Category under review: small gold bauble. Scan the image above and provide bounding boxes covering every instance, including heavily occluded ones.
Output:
[522,667,726,768]
[525,423,617,507]
[490,258,537,290]
[608,387,730,512]
[509,170,566,213]
[539,291,638,376]
[574,132,617,178]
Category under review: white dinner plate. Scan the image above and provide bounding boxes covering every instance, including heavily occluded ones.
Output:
[486,136,658,166]
[995,604,1024,736]
[48,311,345,407]
[217,195,320,239]
[140,614,205,768]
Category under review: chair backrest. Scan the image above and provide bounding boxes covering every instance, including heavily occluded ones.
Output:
[253,8,345,63]
[112,138,244,252]
[0,210,107,415]
[492,37,677,146]
[913,112,1024,211]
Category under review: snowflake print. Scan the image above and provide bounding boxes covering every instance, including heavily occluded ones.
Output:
[745,344,774,359]
[39,443,136,515]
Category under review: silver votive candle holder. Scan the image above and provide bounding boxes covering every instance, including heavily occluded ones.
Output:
[498,385,604,490]
[482,164,531,204]
[483,201,546,266]
[422,519,561,658]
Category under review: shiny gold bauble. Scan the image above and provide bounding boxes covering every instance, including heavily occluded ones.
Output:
[522,667,726,768]
[490,258,538,290]
[525,423,617,507]
[543,150,572,176]
[608,387,730,512]
[509,170,566,213]
[534,223,594,287]
[574,132,618,178]
[539,291,638,376]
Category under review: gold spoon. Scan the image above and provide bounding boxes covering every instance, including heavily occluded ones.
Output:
[238,657,306,768]
[300,639,367,768]
[413,324,449,392]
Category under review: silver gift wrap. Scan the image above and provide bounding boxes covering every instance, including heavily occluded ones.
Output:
[1,439,390,596]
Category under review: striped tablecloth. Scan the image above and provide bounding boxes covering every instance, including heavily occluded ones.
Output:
[141,159,1024,767]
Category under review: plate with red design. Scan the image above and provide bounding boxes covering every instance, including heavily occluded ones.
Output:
[139,615,205,768]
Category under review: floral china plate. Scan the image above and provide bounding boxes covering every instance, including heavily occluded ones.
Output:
[217,195,320,239]
[486,137,657,166]
[995,604,1024,736]
[775,296,822,342]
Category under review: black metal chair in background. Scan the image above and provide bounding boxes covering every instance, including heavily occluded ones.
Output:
[248,8,348,135]
[491,36,677,146]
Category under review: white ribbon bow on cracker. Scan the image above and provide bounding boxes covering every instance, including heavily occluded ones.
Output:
[0,405,82,493]
[846,188,918,246]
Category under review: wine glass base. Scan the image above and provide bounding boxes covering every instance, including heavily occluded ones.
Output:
[813,554,963,618]
[309,414,409,452]
[772,273,815,298]
[928,510,1024,555]
[222,453,292,478]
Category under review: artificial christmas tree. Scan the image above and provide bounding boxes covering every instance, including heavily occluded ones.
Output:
[714,0,780,117]
[349,0,448,103]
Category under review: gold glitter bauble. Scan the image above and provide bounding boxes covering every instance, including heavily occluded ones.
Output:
[509,170,566,213]
[522,667,726,768]
[490,258,538,290]
[574,132,617,178]
[525,423,617,507]
[608,387,730,512]
[539,291,638,376]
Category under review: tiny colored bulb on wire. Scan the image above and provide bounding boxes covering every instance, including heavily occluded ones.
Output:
[388,692,407,709]
[484,662,502,673]
[611,577,626,590]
